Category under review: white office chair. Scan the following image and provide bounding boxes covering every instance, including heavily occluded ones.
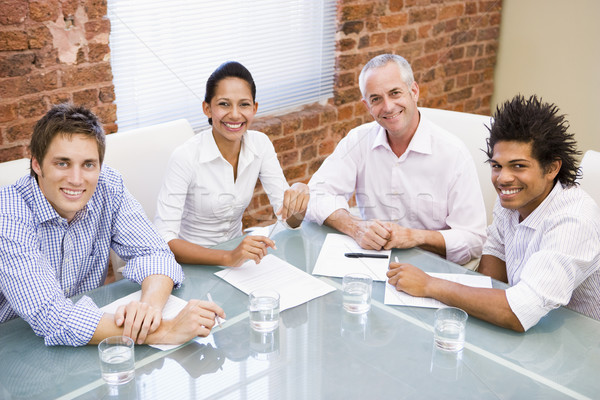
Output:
[419,107,495,225]
[103,119,196,277]
[579,150,600,206]
[0,157,30,187]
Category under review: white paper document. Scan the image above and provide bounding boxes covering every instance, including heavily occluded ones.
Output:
[384,273,493,308]
[100,290,188,351]
[214,254,335,311]
[312,233,391,281]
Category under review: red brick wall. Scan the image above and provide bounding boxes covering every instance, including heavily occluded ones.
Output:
[243,0,502,227]
[0,0,502,228]
[0,0,116,161]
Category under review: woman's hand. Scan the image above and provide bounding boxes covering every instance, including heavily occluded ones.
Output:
[226,235,276,267]
[277,182,310,226]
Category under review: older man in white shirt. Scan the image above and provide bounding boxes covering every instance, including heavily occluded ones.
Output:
[307,54,487,265]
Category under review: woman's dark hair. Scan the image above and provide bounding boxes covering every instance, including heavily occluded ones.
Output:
[29,103,105,177]
[486,94,581,186]
[204,61,256,125]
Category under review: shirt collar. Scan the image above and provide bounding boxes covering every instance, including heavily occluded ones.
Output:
[238,132,259,170]
[371,113,433,156]
[519,181,564,229]
[198,130,259,168]
[29,170,98,224]
[197,130,258,163]
[29,175,61,223]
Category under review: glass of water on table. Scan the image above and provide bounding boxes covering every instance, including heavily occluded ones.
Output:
[434,307,468,352]
[249,289,280,332]
[342,273,373,313]
[98,336,135,385]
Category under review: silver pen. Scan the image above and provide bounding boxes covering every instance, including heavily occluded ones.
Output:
[206,293,222,328]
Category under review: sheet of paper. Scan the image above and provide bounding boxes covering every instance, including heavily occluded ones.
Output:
[214,254,335,311]
[384,273,493,308]
[100,290,188,351]
[312,233,391,281]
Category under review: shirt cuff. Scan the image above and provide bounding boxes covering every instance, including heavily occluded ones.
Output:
[439,229,482,265]
[306,194,350,225]
[505,282,555,331]
[44,296,103,346]
[123,254,185,289]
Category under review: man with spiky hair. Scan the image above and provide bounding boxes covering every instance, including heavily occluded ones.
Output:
[388,95,600,331]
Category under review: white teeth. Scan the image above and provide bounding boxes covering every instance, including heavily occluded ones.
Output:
[223,122,243,129]
[63,189,83,196]
[501,188,521,195]
[384,112,401,119]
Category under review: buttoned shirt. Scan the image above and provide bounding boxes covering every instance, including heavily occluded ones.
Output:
[483,182,600,331]
[0,166,184,346]
[154,129,289,247]
[307,116,487,265]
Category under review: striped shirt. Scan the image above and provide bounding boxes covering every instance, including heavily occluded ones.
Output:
[0,166,184,346]
[483,182,600,330]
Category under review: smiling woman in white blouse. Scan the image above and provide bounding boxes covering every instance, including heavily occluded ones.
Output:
[154,61,309,267]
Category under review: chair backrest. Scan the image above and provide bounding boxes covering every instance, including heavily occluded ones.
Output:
[104,118,195,220]
[0,119,195,220]
[0,157,30,187]
[579,150,600,206]
[419,107,495,224]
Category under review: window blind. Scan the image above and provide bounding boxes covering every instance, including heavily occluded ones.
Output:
[107,0,336,132]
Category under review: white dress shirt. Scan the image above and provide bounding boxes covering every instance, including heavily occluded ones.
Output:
[484,182,600,331]
[307,116,487,265]
[154,129,289,247]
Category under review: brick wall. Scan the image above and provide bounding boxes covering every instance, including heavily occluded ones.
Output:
[0,0,502,229]
[0,0,116,162]
[243,0,502,227]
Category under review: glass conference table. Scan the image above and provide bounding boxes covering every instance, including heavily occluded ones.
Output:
[1,223,599,400]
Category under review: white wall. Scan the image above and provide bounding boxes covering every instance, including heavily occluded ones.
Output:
[493,0,600,154]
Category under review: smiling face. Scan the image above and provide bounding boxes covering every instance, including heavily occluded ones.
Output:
[202,77,258,147]
[490,141,560,221]
[31,133,101,222]
[361,62,420,140]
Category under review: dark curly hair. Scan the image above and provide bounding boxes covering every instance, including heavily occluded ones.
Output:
[485,94,580,186]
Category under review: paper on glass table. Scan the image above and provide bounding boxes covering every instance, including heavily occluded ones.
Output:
[312,233,391,281]
[215,254,335,311]
[100,290,188,351]
[384,273,492,308]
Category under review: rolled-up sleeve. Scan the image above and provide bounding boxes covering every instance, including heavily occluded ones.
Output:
[438,153,487,265]
[506,216,600,330]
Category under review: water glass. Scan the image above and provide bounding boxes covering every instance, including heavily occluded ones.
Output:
[98,336,135,385]
[342,273,372,313]
[250,328,280,361]
[434,307,468,352]
[249,289,280,332]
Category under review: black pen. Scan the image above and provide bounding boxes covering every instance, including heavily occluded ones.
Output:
[344,252,389,259]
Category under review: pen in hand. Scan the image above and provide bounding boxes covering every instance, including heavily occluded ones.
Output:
[206,293,223,328]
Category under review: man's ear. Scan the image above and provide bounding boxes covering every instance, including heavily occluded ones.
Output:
[545,159,562,180]
[31,157,43,177]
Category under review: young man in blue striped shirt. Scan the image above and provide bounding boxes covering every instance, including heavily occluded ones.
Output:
[387,95,600,331]
[0,104,225,346]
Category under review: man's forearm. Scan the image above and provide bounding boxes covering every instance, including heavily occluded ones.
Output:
[323,209,359,239]
[426,279,524,332]
[412,229,446,258]
[140,274,175,310]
